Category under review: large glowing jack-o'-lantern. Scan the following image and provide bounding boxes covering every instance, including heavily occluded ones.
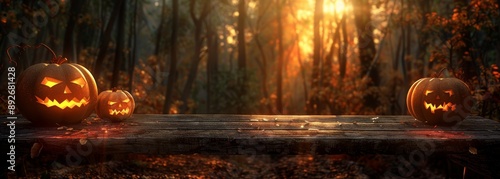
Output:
[96,88,135,122]
[407,77,471,126]
[14,44,98,126]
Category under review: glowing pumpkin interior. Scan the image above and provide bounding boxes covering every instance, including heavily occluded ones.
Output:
[422,86,459,114]
[35,76,90,109]
[108,98,132,115]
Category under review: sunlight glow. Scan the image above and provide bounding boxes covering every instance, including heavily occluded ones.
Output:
[323,0,348,14]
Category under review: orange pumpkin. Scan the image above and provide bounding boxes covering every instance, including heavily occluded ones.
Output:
[15,44,98,126]
[96,88,135,122]
[407,77,472,126]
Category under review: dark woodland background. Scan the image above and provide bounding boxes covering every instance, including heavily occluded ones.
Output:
[1,0,500,120]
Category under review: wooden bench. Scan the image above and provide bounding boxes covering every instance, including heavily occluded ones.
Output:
[2,115,500,177]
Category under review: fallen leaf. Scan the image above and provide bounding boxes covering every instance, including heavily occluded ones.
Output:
[79,138,88,145]
[469,147,478,155]
[31,143,43,159]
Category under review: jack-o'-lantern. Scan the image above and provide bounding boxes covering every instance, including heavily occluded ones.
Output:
[407,77,471,126]
[15,44,98,126]
[95,88,135,122]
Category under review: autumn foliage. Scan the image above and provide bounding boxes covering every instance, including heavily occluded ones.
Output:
[0,0,499,120]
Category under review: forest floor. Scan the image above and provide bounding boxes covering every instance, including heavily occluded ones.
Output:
[6,153,449,178]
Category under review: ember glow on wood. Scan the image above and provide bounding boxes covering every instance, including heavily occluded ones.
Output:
[4,115,500,155]
[2,115,500,177]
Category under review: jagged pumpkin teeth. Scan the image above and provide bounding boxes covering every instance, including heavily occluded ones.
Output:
[424,102,457,113]
[36,96,90,109]
[109,108,130,115]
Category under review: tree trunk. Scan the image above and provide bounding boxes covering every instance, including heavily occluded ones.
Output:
[237,0,247,113]
[416,0,430,77]
[312,0,323,89]
[325,16,342,87]
[128,0,139,92]
[250,0,273,114]
[353,0,379,109]
[110,2,126,88]
[93,1,123,86]
[323,14,342,114]
[294,30,308,111]
[206,22,219,113]
[63,0,83,62]
[154,0,168,56]
[288,1,309,111]
[276,0,284,114]
[180,0,211,113]
[254,36,273,114]
[163,0,179,114]
[307,0,323,114]
[404,0,412,84]
[339,10,347,81]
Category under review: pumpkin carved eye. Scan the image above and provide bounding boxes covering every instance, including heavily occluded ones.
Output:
[71,77,86,88]
[444,90,453,97]
[123,99,130,103]
[108,101,117,105]
[425,90,433,96]
[41,77,62,88]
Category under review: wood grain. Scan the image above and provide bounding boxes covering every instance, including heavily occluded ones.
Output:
[1,115,500,156]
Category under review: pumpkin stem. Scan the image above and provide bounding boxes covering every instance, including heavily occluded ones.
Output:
[6,44,31,67]
[52,56,68,64]
[34,43,64,63]
[112,87,118,92]
[434,68,448,78]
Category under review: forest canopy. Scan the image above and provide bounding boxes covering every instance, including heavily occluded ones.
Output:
[1,0,500,120]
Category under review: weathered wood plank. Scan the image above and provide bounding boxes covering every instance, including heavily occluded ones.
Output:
[2,115,500,156]
[6,115,498,131]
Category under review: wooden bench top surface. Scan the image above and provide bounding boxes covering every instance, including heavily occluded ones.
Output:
[2,115,500,155]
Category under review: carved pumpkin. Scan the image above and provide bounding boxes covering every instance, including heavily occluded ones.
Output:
[15,44,98,126]
[407,77,471,126]
[95,88,135,122]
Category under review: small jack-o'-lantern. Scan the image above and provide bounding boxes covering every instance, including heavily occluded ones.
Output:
[95,88,135,122]
[407,77,471,126]
[14,44,98,126]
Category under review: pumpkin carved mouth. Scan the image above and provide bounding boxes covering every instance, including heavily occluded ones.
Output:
[424,101,456,113]
[35,96,90,109]
[109,108,130,115]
